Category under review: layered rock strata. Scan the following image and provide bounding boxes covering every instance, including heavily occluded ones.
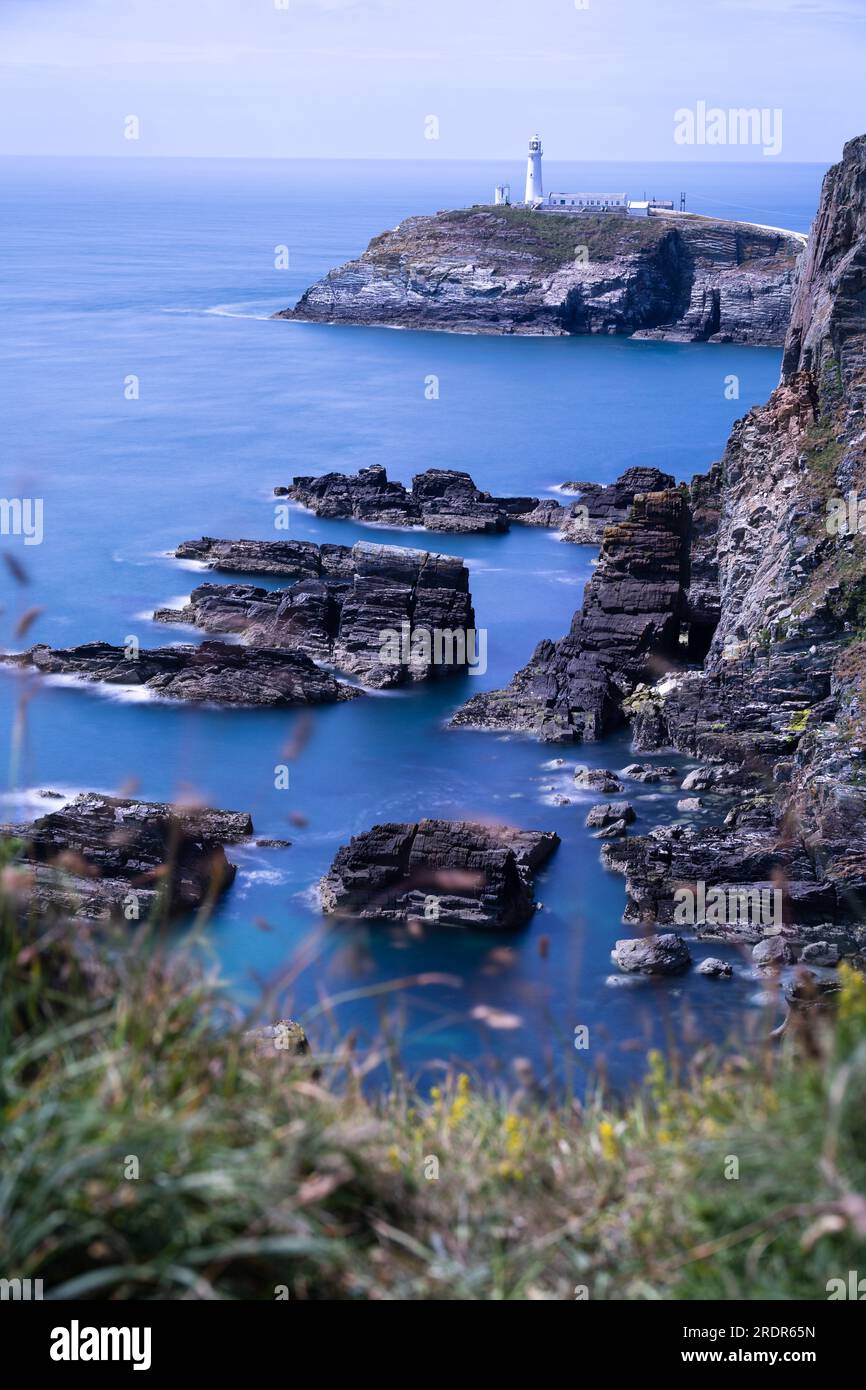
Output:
[0,792,251,920]
[159,540,476,688]
[1,640,356,708]
[278,207,802,343]
[319,819,560,930]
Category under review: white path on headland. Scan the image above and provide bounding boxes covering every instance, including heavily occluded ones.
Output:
[659,208,808,245]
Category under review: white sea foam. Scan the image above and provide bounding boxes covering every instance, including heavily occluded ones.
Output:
[0,785,89,816]
[172,557,210,573]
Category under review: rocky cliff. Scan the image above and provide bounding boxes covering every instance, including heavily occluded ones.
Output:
[278,207,803,344]
[450,135,866,955]
[617,133,866,943]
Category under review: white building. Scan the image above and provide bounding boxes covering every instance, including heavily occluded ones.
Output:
[505,135,673,216]
[546,192,627,211]
[524,134,543,205]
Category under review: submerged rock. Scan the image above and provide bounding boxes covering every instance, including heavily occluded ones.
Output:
[319,819,560,930]
[0,792,251,921]
[1,640,357,708]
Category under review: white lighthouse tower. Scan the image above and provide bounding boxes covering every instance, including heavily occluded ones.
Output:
[524,134,543,205]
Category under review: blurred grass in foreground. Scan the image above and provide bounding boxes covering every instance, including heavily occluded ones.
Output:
[1,867,866,1301]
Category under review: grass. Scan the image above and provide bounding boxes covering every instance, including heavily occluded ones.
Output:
[2,880,866,1301]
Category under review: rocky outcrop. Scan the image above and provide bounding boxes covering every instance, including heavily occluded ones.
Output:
[175,537,357,580]
[601,135,866,951]
[613,933,691,975]
[278,207,802,344]
[0,792,251,920]
[697,957,732,978]
[451,486,690,741]
[279,464,568,534]
[319,819,560,930]
[158,541,476,689]
[584,801,635,828]
[558,467,676,544]
[1,640,357,708]
[243,1019,311,1059]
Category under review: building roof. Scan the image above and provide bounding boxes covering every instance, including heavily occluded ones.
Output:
[548,192,627,200]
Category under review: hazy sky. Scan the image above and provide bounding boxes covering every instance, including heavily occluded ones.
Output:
[0,0,862,161]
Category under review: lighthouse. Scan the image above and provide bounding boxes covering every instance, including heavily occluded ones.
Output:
[524,134,543,205]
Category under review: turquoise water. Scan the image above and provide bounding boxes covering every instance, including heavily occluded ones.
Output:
[0,158,823,1088]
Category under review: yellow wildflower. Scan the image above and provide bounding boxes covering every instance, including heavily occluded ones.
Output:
[598,1119,617,1161]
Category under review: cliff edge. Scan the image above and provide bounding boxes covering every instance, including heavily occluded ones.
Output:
[277,206,803,344]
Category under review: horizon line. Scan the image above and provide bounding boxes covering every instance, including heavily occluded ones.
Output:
[0,152,834,166]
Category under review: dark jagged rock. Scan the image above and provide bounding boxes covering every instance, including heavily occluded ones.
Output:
[622,763,679,783]
[281,463,568,534]
[613,933,691,975]
[574,768,624,792]
[1,640,356,708]
[558,467,676,544]
[158,541,475,689]
[451,487,690,741]
[277,206,802,344]
[600,135,866,959]
[319,819,560,930]
[0,792,251,920]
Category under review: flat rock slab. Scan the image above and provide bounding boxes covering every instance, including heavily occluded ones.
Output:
[1,640,357,708]
[1,792,252,920]
[319,819,560,930]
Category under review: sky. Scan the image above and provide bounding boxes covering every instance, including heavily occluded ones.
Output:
[0,0,862,162]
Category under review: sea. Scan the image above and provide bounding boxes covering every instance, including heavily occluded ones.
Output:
[0,155,827,1091]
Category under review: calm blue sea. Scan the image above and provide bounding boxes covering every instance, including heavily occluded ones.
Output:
[0,157,826,1090]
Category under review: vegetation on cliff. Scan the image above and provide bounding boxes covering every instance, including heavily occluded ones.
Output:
[2,878,865,1301]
